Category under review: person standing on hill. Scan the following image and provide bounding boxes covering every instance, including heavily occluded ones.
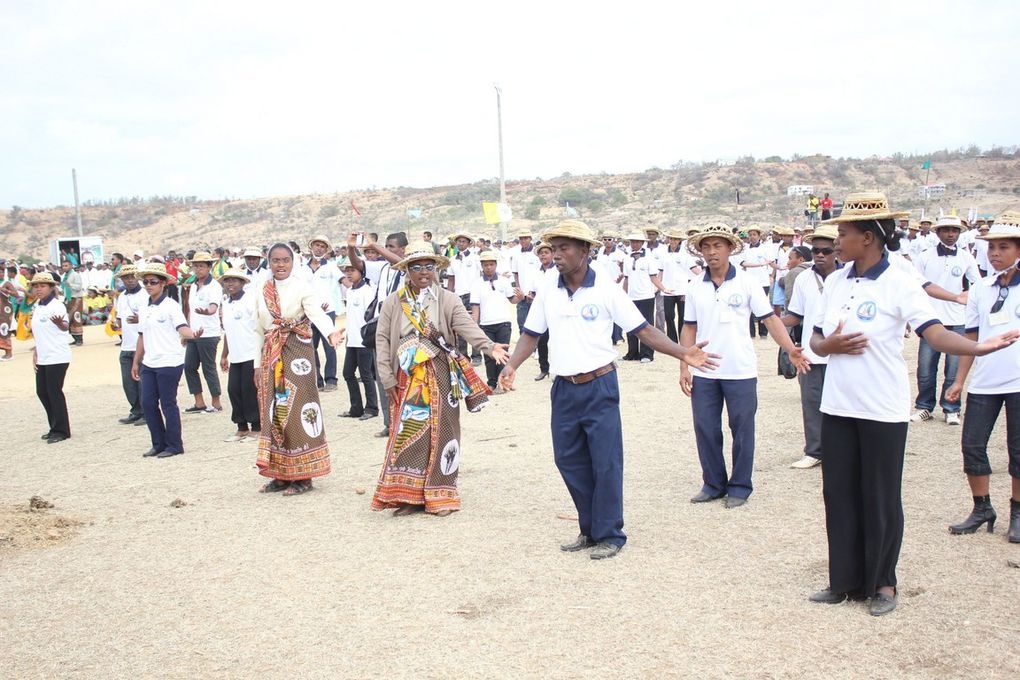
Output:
[820,193,833,221]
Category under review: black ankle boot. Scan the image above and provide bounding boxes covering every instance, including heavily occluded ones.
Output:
[1009,499,1020,544]
[949,495,996,535]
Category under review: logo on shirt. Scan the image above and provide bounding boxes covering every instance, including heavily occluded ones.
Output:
[856,301,878,321]
[581,304,599,321]
[727,294,744,308]
[951,266,963,277]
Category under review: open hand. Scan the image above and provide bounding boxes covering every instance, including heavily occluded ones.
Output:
[976,329,1019,355]
[823,320,868,355]
[328,329,346,347]
[498,365,516,392]
[789,346,812,374]
[681,340,720,370]
[490,343,510,365]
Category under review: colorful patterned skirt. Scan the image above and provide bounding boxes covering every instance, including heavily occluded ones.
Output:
[0,293,13,352]
[66,298,84,336]
[371,332,465,514]
[256,330,331,481]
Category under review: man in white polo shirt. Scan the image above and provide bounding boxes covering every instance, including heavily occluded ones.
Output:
[113,265,148,426]
[680,224,808,508]
[470,250,518,391]
[783,225,842,468]
[182,252,223,414]
[510,230,541,334]
[499,220,719,560]
[660,228,696,343]
[622,231,665,363]
[305,235,342,391]
[218,270,261,442]
[447,232,483,365]
[739,226,775,338]
[910,215,981,425]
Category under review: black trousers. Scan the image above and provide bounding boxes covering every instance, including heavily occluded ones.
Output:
[662,294,684,343]
[457,294,481,360]
[343,346,378,416]
[120,350,142,418]
[821,414,907,597]
[227,360,260,431]
[36,363,70,438]
[480,322,512,387]
[184,336,221,396]
[626,297,655,360]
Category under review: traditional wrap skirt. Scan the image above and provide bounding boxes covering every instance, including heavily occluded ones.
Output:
[256,330,331,481]
[0,294,14,352]
[66,298,84,336]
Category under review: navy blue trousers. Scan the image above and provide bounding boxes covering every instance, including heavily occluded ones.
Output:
[141,364,185,454]
[551,371,626,547]
[691,376,758,499]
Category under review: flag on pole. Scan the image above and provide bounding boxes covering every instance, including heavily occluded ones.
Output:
[921,160,932,170]
[482,202,513,225]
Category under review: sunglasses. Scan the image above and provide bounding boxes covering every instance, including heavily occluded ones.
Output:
[811,247,835,255]
[408,263,436,273]
[991,286,1010,314]
[141,278,164,286]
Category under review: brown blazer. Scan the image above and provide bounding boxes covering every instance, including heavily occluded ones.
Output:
[375,286,495,390]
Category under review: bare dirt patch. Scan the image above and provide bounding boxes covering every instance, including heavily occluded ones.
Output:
[0,499,85,553]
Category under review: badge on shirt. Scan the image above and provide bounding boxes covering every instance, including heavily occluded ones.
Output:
[989,309,1010,327]
[856,301,877,322]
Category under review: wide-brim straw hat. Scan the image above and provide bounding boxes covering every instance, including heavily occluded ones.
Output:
[535,241,552,252]
[746,225,764,234]
[394,241,451,271]
[308,235,332,251]
[978,211,1020,241]
[539,219,602,247]
[802,225,839,244]
[644,226,661,235]
[772,226,795,236]
[664,228,686,239]
[242,248,263,259]
[449,232,474,244]
[478,250,498,262]
[137,262,178,285]
[934,215,965,231]
[686,224,744,256]
[599,231,618,240]
[820,191,909,224]
[29,272,59,287]
[188,251,217,265]
[116,265,139,278]
[685,226,701,236]
[216,268,251,284]
[516,229,535,239]
[625,231,647,242]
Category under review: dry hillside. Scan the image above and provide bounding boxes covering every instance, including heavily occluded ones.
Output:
[3,151,1020,261]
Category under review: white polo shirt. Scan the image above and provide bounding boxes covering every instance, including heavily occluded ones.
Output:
[683,264,774,379]
[511,247,542,295]
[241,266,270,294]
[306,259,341,314]
[623,250,661,301]
[189,277,223,338]
[221,291,259,363]
[529,264,559,295]
[814,256,939,423]
[913,244,980,326]
[660,247,694,296]
[592,248,626,287]
[470,275,515,326]
[138,294,188,369]
[115,285,147,353]
[523,266,647,376]
[32,294,72,366]
[739,242,774,288]
[450,251,481,296]
[963,270,1020,395]
[973,238,991,271]
[344,282,377,349]
[785,264,843,365]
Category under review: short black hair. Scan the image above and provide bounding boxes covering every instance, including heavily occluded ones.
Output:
[387,232,409,247]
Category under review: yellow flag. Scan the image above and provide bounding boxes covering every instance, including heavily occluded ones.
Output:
[482,202,501,224]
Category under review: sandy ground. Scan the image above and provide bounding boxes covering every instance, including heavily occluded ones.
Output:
[2,323,1018,679]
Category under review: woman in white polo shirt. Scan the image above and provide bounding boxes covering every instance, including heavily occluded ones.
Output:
[30,272,72,444]
[680,224,808,509]
[807,193,1017,616]
[131,263,203,458]
[945,211,1020,543]
[183,252,224,414]
[218,269,261,442]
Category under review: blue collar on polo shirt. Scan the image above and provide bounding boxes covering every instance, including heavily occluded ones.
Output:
[703,263,737,284]
[482,273,499,282]
[557,265,596,293]
[811,262,843,279]
[199,274,212,285]
[847,254,890,280]
[41,292,57,305]
[148,292,168,306]
[229,290,246,301]
[936,244,958,257]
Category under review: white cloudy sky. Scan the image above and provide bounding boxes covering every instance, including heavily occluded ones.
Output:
[2,0,1017,207]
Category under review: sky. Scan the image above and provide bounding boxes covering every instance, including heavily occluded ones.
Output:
[2,0,1018,208]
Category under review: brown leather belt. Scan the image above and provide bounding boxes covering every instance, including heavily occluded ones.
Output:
[562,362,616,385]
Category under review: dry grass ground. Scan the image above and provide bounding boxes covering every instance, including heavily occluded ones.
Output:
[1,324,1018,679]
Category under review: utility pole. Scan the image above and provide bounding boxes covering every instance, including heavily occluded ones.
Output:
[495,84,507,242]
[72,168,83,237]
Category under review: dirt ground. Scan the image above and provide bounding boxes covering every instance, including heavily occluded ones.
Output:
[2,323,1018,679]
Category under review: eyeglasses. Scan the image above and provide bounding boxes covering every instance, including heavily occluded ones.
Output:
[991,286,1010,314]
[141,278,163,286]
[811,247,835,255]
[407,263,436,273]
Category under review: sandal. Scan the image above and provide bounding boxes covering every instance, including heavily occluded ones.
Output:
[393,504,422,516]
[184,406,205,414]
[282,480,313,496]
[259,479,291,493]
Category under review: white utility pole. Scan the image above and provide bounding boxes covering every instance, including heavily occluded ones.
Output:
[495,84,507,242]
[72,168,83,237]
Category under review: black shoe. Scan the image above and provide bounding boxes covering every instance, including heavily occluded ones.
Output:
[808,588,865,604]
[1009,498,1020,544]
[358,412,378,421]
[560,535,597,552]
[374,428,391,438]
[621,355,638,361]
[321,383,338,392]
[724,496,748,509]
[41,432,52,440]
[534,372,549,381]
[134,418,147,426]
[690,490,726,503]
[46,434,69,444]
[590,542,622,560]
[142,448,162,457]
[869,592,897,616]
[156,450,184,458]
[339,411,363,418]
[471,356,482,367]
[949,495,996,535]
[119,415,142,424]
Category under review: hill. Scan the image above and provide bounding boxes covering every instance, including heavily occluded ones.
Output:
[3,150,1020,262]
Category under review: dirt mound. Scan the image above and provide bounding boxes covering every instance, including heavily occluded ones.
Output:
[0,500,84,554]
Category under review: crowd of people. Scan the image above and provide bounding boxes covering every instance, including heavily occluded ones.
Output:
[2,191,1019,617]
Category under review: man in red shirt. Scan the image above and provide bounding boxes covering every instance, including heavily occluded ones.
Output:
[820,193,833,221]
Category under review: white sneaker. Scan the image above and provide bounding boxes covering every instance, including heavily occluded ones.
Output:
[223,433,245,443]
[910,409,933,422]
[640,358,652,364]
[791,456,821,469]
[945,412,961,426]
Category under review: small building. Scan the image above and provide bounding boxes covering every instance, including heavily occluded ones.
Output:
[787,185,814,196]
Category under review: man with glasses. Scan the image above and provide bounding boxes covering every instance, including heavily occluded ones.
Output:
[783,226,841,469]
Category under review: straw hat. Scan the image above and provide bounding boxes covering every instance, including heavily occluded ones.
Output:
[906,222,920,231]
[772,226,796,236]
[216,268,251,284]
[685,226,701,237]
[115,264,139,278]
[393,241,451,271]
[29,272,59,287]
[516,229,535,239]
[802,225,839,244]
[449,232,474,244]
[308,235,332,251]
[918,216,934,225]
[136,262,178,285]
[686,224,744,256]
[535,241,552,252]
[664,228,686,239]
[820,191,910,224]
[934,215,965,231]
[539,219,602,247]
[978,211,1020,241]
[746,225,764,235]
[625,231,648,242]
[478,250,499,262]
[188,251,217,265]
[644,225,661,235]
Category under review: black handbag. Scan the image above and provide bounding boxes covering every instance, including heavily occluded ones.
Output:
[360,286,381,349]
